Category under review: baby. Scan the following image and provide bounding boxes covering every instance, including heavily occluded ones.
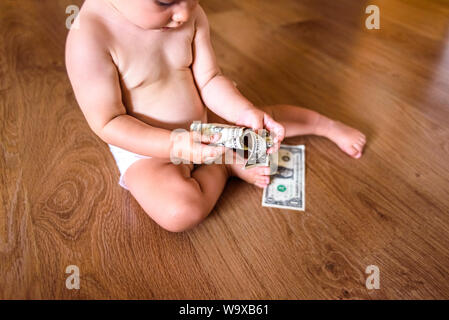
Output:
[65,0,366,232]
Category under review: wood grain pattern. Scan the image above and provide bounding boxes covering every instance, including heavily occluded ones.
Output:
[1,0,449,299]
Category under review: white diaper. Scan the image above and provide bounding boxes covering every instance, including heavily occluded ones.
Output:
[108,144,151,190]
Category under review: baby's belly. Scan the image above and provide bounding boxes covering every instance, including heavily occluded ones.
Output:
[122,70,207,131]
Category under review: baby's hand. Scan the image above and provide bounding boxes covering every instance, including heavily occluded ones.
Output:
[169,130,226,164]
[235,107,285,153]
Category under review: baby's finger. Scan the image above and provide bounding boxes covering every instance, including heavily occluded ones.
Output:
[201,145,225,162]
[254,181,268,189]
[276,125,286,143]
[191,130,202,143]
[213,145,226,157]
[267,142,281,154]
[201,132,221,144]
[263,114,285,143]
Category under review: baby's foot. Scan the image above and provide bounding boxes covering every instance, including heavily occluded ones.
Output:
[225,158,271,189]
[321,119,367,159]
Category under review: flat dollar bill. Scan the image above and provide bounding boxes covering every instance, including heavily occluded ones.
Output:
[190,122,273,169]
[262,144,305,211]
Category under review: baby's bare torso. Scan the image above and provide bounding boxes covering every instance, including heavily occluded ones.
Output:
[83,0,207,131]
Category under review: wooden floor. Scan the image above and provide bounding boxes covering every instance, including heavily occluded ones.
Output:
[1,0,449,299]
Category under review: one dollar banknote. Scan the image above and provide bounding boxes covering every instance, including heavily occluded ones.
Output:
[262,144,305,211]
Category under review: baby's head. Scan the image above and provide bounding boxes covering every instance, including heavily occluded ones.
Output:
[107,0,199,30]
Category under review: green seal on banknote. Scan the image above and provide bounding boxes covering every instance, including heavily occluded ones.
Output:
[277,185,287,192]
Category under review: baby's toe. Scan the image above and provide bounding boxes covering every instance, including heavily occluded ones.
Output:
[254,182,267,189]
[256,175,270,185]
[341,144,361,158]
[256,167,271,176]
[253,175,270,188]
[353,142,364,151]
[353,142,365,158]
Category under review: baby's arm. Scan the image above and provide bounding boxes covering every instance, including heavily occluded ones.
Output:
[66,20,176,158]
[192,6,256,124]
[65,20,224,162]
[191,6,285,149]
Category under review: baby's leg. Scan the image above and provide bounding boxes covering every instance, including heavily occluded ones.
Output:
[124,158,229,232]
[260,104,366,158]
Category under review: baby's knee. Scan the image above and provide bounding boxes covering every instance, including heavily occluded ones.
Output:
[157,196,207,233]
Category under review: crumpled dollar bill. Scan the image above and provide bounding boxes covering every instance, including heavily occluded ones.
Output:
[190,121,275,170]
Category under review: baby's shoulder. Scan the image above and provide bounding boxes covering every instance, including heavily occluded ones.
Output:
[193,4,208,24]
[66,7,111,54]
